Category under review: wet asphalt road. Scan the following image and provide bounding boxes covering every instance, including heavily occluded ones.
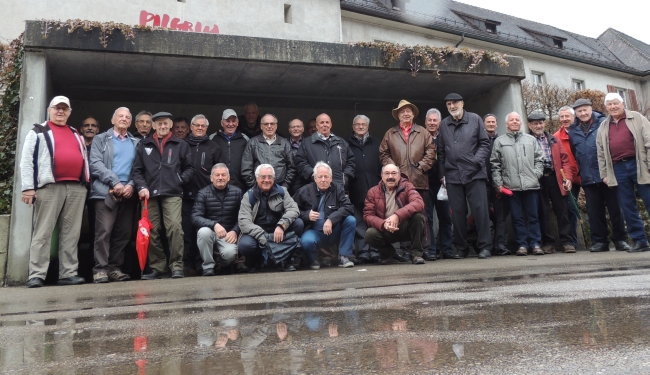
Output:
[2,251,650,374]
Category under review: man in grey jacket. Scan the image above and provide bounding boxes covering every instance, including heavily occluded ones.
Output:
[88,107,140,283]
[491,112,544,256]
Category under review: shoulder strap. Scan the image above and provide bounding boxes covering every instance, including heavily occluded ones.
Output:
[276,184,285,198]
[248,189,257,207]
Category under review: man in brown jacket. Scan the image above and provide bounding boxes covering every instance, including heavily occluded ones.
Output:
[596,93,650,253]
[364,164,426,264]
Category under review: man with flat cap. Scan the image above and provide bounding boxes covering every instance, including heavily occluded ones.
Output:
[132,111,194,279]
[211,109,248,191]
[437,93,492,259]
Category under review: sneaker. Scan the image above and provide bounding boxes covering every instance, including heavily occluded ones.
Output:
[108,270,130,282]
[339,255,354,268]
[93,271,109,284]
[412,256,425,264]
[310,260,321,270]
[532,246,544,255]
[516,247,528,256]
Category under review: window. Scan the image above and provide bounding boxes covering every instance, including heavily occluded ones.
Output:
[485,22,497,33]
[616,88,628,103]
[572,79,584,91]
[521,28,567,49]
[452,11,501,34]
[531,71,545,85]
[284,4,292,24]
[553,38,564,49]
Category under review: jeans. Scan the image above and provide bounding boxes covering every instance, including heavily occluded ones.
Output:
[353,204,380,261]
[508,190,542,249]
[583,182,627,244]
[238,219,304,268]
[613,159,650,244]
[427,179,453,255]
[301,215,356,263]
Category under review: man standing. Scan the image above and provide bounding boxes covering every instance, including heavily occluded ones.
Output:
[364,164,427,264]
[554,106,581,248]
[80,116,99,154]
[132,111,194,279]
[241,113,295,188]
[348,115,382,263]
[287,118,308,196]
[237,102,262,139]
[20,96,89,288]
[423,108,453,260]
[306,119,317,137]
[88,107,139,283]
[211,109,248,191]
[79,115,100,278]
[192,163,244,276]
[527,112,575,254]
[597,93,650,253]
[182,114,222,274]
[569,99,630,252]
[437,93,492,259]
[491,112,544,256]
[133,111,153,139]
[483,113,510,255]
[172,117,190,139]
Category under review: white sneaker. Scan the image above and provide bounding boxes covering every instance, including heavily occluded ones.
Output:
[339,255,354,268]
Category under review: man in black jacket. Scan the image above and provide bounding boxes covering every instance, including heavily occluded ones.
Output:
[211,109,248,191]
[182,114,222,275]
[294,162,356,269]
[132,111,194,279]
[191,163,244,276]
[237,102,262,139]
[287,118,308,196]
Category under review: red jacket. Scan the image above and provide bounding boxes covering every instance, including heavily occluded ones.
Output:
[547,132,573,196]
[553,127,581,185]
[363,174,425,230]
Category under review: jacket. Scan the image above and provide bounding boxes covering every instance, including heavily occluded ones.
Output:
[428,134,442,188]
[553,127,581,185]
[191,183,243,233]
[485,133,499,186]
[568,111,607,186]
[183,136,222,199]
[437,111,490,184]
[20,121,90,191]
[237,115,261,139]
[295,133,355,189]
[348,134,382,206]
[597,110,650,187]
[238,184,299,245]
[241,134,295,188]
[131,134,194,198]
[289,138,309,195]
[541,131,573,196]
[379,124,436,190]
[211,131,248,191]
[88,128,140,200]
[490,131,543,191]
[363,175,425,231]
[293,182,354,230]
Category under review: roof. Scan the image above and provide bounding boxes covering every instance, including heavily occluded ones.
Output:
[597,28,650,72]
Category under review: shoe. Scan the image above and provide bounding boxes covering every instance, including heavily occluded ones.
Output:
[93,271,109,284]
[339,255,354,268]
[57,275,85,285]
[422,251,437,261]
[516,247,528,256]
[141,270,163,280]
[378,257,392,265]
[203,269,215,276]
[532,246,544,255]
[412,256,425,264]
[478,249,492,259]
[369,255,381,263]
[589,242,610,253]
[442,253,455,259]
[320,259,332,267]
[495,247,511,256]
[615,241,632,251]
[108,270,130,282]
[628,242,650,253]
[26,277,44,288]
[347,255,361,265]
[542,244,555,254]
[451,252,468,259]
[562,244,576,253]
[392,253,409,262]
[236,262,250,273]
[310,260,321,270]
[281,262,296,272]
[171,270,185,278]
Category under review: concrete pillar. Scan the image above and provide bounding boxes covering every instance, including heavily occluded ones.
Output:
[6,51,49,285]
[488,78,526,134]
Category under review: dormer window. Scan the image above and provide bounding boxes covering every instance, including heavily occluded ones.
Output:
[485,22,497,33]
[453,11,501,34]
[521,27,567,50]
[553,38,564,49]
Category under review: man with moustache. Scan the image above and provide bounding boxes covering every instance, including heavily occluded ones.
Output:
[172,117,190,139]
[133,111,153,139]
[554,106,581,248]
[437,93,492,259]
[483,113,510,255]
[80,116,99,155]
[79,115,100,278]
[211,109,248,191]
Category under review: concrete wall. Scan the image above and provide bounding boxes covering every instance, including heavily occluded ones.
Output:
[0,0,342,43]
[0,215,10,285]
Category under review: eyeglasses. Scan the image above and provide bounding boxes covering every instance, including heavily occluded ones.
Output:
[258,175,274,180]
[261,122,277,127]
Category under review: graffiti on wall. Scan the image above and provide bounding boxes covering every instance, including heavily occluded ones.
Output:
[139,10,219,33]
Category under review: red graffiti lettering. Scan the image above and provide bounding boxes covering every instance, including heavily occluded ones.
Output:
[139,10,219,34]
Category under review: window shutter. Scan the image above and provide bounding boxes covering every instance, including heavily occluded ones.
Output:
[629,89,638,111]
[607,85,616,93]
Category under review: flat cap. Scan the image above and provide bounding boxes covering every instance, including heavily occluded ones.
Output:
[151,112,173,121]
[572,98,592,109]
[527,111,546,121]
[444,93,464,101]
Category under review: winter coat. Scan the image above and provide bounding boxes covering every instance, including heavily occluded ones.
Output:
[241,134,295,188]
[293,182,354,231]
[490,131,543,191]
[191,183,243,233]
[437,111,490,184]
[553,127,581,185]
[485,133,499,186]
[289,138,309,195]
[20,121,90,191]
[132,134,194,198]
[183,136,222,199]
[88,128,140,200]
[568,111,607,186]
[211,131,248,191]
[379,124,436,190]
[363,175,425,231]
[348,134,381,206]
[596,110,650,187]
[544,132,573,196]
[238,184,299,245]
[295,133,355,189]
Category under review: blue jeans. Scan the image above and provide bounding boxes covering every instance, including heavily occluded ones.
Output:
[508,190,542,249]
[301,215,356,263]
[427,180,453,255]
[613,159,650,244]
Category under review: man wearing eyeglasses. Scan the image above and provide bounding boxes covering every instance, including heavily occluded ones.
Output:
[241,113,295,189]
[20,96,90,288]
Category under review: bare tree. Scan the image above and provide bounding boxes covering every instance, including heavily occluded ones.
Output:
[522,80,576,133]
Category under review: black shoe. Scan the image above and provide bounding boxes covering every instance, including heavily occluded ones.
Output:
[589,242,610,253]
[26,277,44,288]
[281,262,296,272]
[441,253,455,259]
[141,270,164,280]
[422,251,437,261]
[203,269,215,276]
[236,263,250,273]
[320,259,332,267]
[370,255,381,263]
[494,245,511,256]
[615,241,632,251]
[451,252,468,259]
[478,249,492,259]
[392,253,409,262]
[347,255,361,265]
[628,242,650,253]
[57,275,85,286]
[171,270,184,278]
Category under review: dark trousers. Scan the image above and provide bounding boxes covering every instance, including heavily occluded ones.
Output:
[365,213,426,259]
[238,219,304,268]
[509,190,542,249]
[353,203,379,261]
[427,180,453,255]
[182,198,202,271]
[447,180,491,255]
[538,172,572,246]
[567,184,581,247]
[92,196,137,274]
[487,184,509,250]
[613,159,650,244]
[582,182,627,244]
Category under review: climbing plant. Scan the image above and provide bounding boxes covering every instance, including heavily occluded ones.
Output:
[41,19,161,48]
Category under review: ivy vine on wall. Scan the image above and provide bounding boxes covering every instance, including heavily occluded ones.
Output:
[41,19,162,48]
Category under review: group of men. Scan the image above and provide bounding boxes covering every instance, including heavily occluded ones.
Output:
[20,92,650,288]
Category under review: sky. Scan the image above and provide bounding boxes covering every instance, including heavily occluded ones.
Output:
[456,0,650,45]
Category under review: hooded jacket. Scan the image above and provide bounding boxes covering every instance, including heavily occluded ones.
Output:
[568,111,607,186]
[183,135,222,199]
[363,174,425,231]
[88,128,140,200]
[379,124,436,190]
[293,181,354,231]
[490,131,543,191]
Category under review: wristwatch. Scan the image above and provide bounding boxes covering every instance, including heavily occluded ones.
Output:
[277,223,287,231]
